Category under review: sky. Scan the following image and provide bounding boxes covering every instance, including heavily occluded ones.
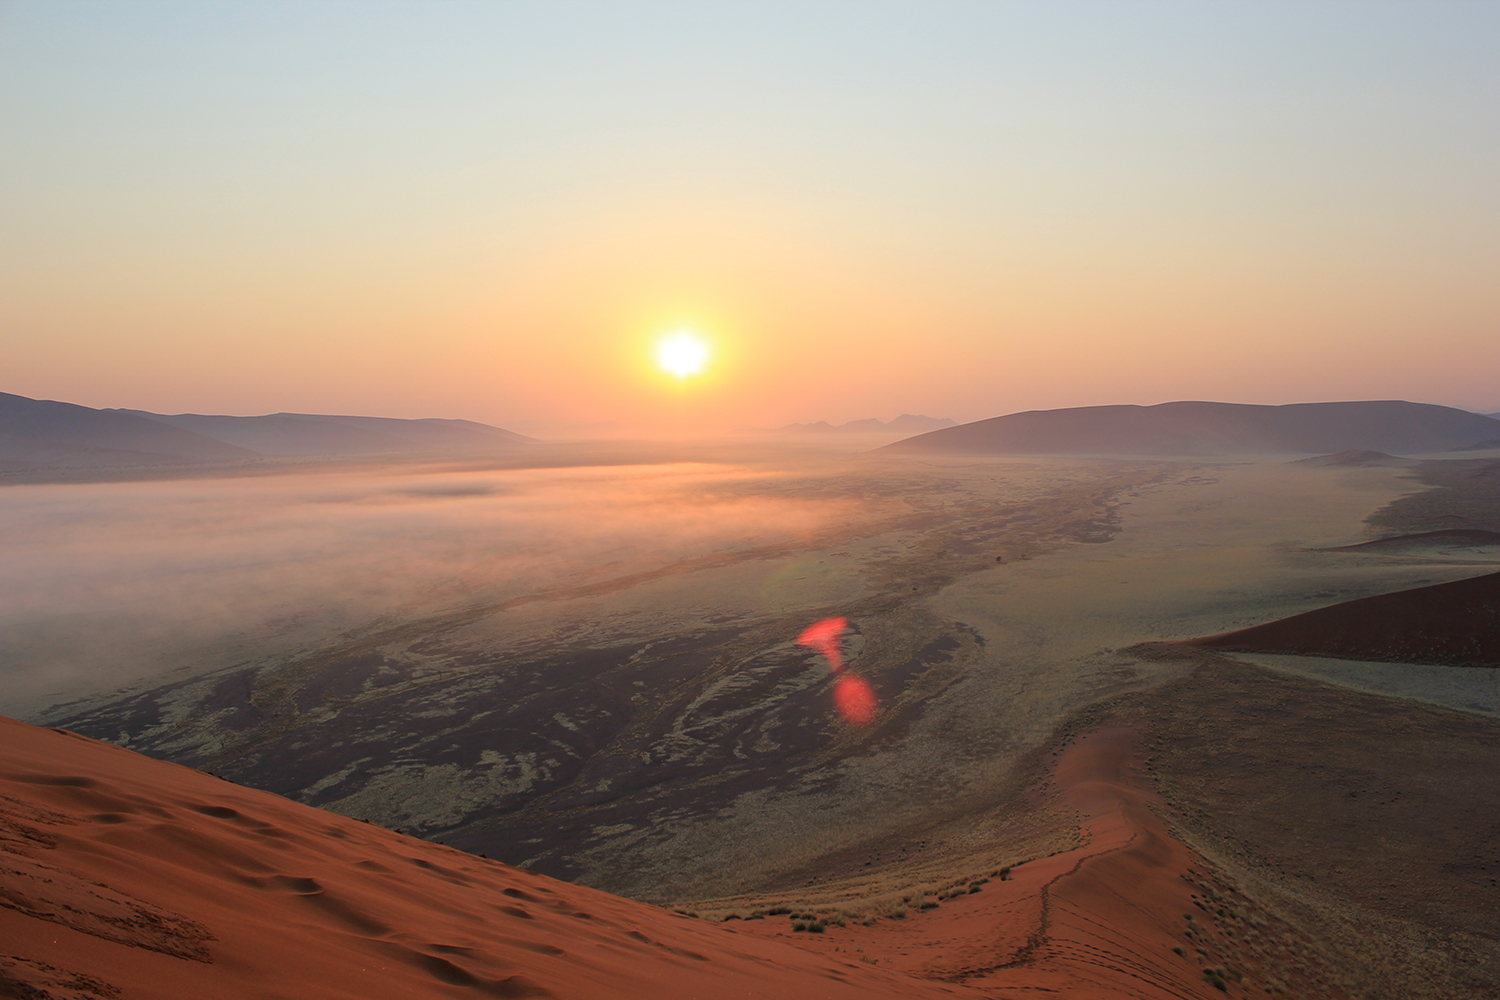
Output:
[3,0,1498,435]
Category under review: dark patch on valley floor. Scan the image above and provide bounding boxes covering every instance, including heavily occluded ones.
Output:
[1367,457,1500,535]
[46,609,982,896]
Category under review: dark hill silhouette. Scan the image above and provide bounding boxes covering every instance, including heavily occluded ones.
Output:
[0,391,257,468]
[880,400,1500,457]
[1290,450,1408,467]
[114,410,532,457]
[0,391,534,471]
[1314,529,1500,553]
[1186,570,1500,667]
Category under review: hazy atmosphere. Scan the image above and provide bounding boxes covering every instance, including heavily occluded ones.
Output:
[0,456,876,715]
[4,1,1499,434]
[4,5,1500,1000]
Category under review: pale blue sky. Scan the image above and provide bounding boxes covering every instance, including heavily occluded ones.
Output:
[3,1,1498,429]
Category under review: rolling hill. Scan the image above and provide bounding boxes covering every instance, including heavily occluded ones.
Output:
[0,391,259,469]
[114,409,533,457]
[781,414,955,434]
[880,400,1500,457]
[0,391,533,471]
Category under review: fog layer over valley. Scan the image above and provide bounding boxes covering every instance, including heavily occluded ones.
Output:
[0,454,874,716]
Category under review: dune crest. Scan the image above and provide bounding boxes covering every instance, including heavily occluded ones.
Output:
[2,715,1345,998]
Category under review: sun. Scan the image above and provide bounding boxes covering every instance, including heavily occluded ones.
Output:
[655,329,710,378]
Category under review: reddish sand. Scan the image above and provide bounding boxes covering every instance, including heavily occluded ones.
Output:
[0,716,974,999]
[1188,569,1500,666]
[2,716,1254,998]
[733,728,1235,998]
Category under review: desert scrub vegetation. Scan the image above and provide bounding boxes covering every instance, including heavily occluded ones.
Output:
[788,910,848,933]
[1201,966,1241,992]
[671,848,1045,929]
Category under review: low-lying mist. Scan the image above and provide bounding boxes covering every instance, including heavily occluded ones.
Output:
[0,453,879,717]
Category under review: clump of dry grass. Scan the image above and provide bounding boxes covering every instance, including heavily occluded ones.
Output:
[678,853,1056,927]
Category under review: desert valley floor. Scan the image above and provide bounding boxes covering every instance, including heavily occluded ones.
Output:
[4,447,1499,999]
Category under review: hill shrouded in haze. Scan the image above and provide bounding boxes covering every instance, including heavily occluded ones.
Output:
[881,400,1500,457]
[781,414,956,434]
[114,409,534,458]
[0,391,532,471]
[0,391,259,470]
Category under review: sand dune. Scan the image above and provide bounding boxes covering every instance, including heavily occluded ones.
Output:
[881,399,1500,456]
[1289,449,1408,467]
[726,727,1341,998]
[0,714,1307,999]
[0,715,966,999]
[1315,528,1500,553]
[1187,570,1500,666]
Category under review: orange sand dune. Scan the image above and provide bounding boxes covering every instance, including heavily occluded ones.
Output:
[1,716,1286,998]
[0,716,966,999]
[733,728,1279,998]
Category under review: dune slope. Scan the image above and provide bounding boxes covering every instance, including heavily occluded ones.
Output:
[727,727,1344,998]
[1187,570,1500,666]
[0,715,1297,999]
[0,716,973,1000]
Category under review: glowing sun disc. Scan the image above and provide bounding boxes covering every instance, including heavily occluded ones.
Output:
[656,331,709,378]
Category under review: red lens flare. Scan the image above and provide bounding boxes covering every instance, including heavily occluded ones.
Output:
[833,675,878,726]
[797,616,878,726]
[797,616,847,672]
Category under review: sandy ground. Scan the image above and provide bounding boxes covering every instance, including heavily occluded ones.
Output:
[1,713,1354,999]
[1237,651,1500,716]
[727,726,1350,999]
[0,715,972,1000]
[7,453,1496,998]
[924,458,1496,758]
[1095,650,1500,1000]
[30,454,1500,908]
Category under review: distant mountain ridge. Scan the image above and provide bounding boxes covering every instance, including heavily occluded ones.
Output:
[0,391,532,472]
[111,409,532,458]
[781,413,955,434]
[880,400,1500,457]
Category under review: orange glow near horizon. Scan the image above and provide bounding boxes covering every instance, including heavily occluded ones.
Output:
[4,6,1500,431]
